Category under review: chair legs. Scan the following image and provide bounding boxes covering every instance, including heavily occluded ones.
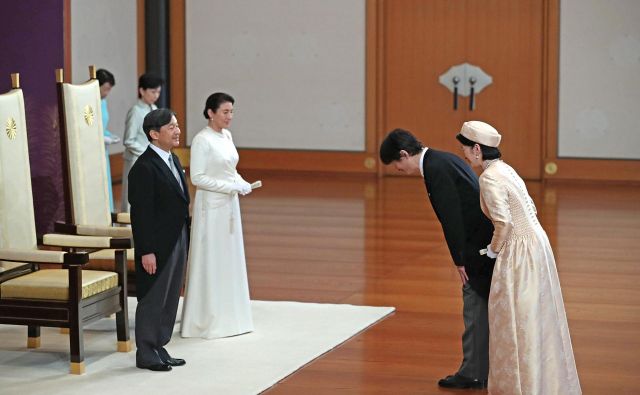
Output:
[69,306,85,374]
[115,249,131,352]
[27,325,40,348]
[19,252,131,374]
[68,265,85,374]
[70,361,85,375]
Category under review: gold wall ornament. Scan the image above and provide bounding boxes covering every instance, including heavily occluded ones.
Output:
[5,117,17,140]
[364,157,376,169]
[544,161,558,175]
[83,105,94,126]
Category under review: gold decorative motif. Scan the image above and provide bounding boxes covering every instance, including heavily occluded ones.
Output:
[364,157,376,169]
[544,162,558,175]
[5,117,17,140]
[83,105,94,126]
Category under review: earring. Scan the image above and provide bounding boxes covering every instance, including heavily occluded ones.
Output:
[475,155,479,159]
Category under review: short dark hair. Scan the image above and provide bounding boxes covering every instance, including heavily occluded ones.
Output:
[203,92,235,119]
[143,108,175,142]
[96,69,115,86]
[138,73,164,98]
[455,133,501,160]
[379,129,424,165]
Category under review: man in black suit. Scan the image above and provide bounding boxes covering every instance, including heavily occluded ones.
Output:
[380,129,495,389]
[129,109,190,372]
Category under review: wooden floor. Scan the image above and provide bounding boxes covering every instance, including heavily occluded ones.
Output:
[116,172,640,394]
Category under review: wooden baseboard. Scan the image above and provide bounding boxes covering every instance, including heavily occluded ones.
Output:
[237,149,378,173]
[543,158,640,182]
[113,150,639,182]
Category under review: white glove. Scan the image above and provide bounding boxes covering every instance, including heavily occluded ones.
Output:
[486,244,498,259]
[233,180,252,196]
[104,135,121,145]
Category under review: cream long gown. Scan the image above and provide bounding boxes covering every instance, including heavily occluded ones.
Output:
[180,126,254,339]
[480,161,581,395]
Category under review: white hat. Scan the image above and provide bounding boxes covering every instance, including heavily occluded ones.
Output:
[459,121,501,147]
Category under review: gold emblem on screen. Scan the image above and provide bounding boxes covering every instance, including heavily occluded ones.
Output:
[83,105,94,126]
[6,117,17,140]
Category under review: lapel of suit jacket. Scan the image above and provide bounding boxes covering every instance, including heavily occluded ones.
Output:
[146,147,189,202]
[172,153,189,203]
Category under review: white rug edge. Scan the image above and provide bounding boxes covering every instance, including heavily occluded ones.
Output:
[257,302,396,393]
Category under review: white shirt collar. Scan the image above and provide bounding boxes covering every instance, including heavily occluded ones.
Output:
[419,147,428,177]
[149,143,173,169]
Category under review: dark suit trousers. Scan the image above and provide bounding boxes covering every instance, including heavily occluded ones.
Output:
[458,282,490,380]
[135,224,188,365]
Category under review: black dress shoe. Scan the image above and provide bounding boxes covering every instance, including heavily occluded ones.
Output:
[136,362,172,372]
[162,357,186,367]
[438,373,487,389]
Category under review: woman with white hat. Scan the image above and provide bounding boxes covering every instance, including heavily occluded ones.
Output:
[457,121,581,395]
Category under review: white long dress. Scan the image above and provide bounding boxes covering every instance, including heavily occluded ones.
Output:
[180,126,254,339]
[480,160,581,395]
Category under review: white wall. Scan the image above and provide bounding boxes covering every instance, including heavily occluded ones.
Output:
[558,0,640,159]
[185,0,366,151]
[71,0,138,155]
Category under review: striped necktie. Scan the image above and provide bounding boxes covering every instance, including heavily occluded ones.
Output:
[168,156,183,191]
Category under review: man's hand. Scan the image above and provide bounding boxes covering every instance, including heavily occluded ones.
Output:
[141,253,157,274]
[456,265,469,285]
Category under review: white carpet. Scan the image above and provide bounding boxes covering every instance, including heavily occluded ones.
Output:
[0,298,394,395]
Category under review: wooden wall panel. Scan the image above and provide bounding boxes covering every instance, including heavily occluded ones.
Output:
[169,0,186,144]
[466,0,543,179]
[137,0,145,76]
[381,0,466,176]
[381,0,544,179]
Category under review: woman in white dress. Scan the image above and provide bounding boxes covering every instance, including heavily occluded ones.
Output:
[181,92,254,339]
[456,121,581,395]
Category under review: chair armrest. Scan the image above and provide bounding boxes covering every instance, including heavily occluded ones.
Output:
[0,248,104,268]
[54,221,131,238]
[111,212,131,224]
[77,224,131,238]
[62,251,90,267]
[42,233,132,249]
[0,248,66,264]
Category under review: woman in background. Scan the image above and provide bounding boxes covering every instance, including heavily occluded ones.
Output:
[181,92,254,339]
[456,121,581,395]
[120,73,163,212]
[97,68,119,212]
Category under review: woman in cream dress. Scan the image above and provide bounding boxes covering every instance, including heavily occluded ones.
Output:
[456,121,581,395]
[181,92,254,339]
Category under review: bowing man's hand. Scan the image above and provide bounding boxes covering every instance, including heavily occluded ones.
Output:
[142,253,157,275]
[456,265,469,285]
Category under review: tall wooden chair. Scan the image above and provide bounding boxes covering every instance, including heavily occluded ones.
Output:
[0,73,131,374]
[53,66,136,291]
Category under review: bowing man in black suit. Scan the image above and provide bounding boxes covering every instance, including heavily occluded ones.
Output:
[380,129,495,390]
[128,109,190,372]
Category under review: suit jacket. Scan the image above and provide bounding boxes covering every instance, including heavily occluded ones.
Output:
[422,148,494,297]
[128,145,190,299]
